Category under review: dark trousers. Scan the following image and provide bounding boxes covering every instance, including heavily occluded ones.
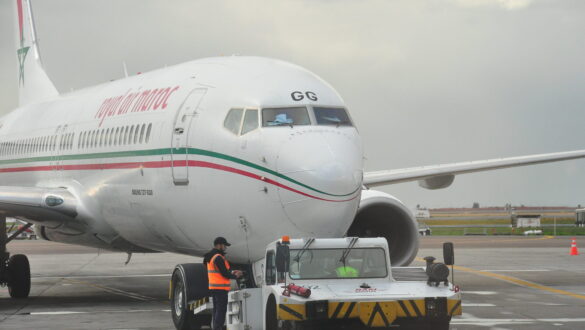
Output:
[210,289,228,330]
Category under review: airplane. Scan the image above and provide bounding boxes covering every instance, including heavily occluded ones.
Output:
[2,0,585,300]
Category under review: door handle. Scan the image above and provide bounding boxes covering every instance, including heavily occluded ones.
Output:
[174,127,184,134]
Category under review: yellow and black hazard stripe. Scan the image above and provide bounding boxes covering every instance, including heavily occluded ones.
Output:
[395,299,425,318]
[278,299,462,324]
[189,297,210,310]
[329,301,359,319]
[448,299,462,316]
[278,304,306,320]
[361,302,395,327]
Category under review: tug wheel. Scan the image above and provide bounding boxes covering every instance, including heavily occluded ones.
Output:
[266,295,278,330]
[170,269,204,330]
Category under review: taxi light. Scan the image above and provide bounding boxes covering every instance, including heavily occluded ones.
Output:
[282,236,290,244]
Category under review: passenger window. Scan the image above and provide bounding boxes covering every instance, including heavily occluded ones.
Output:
[124,126,130,145]
[145,124,152,143]
[98,129,104,147]
[224,109,243,135]
[265,250,276,285]
[139,124,145,143]
[105,128,110,146]
[114,128,120,146]
[129,126,135,144]
[91,131,96,148]
[134,125,139,144]
[241,110,259,135]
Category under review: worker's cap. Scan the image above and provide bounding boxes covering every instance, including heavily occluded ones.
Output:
[214,237,231,246]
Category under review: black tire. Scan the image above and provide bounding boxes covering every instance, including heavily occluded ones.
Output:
[428,318,450,330]
[170,269,203,330]
[8,254,31,298]
[266,295,278,330]
[278,320,305,330]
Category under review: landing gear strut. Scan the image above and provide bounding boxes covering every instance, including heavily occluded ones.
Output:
[0,216,31,298]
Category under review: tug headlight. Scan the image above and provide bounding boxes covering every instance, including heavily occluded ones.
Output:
[306,300,329,320]
[425,297,447,317]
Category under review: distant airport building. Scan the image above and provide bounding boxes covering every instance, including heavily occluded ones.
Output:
[413,209,430,219]
[512,214,541,228]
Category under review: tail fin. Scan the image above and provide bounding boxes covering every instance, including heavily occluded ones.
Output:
[14,0,59,106]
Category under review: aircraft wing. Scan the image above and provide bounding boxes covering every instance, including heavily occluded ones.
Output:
[0,186,78,224]
[363,149,585,189]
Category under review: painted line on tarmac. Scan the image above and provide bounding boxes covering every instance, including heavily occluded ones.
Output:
[415,257,585,301]
[462,303,496,307]
[62,278,156,301]
[22,310,171,316]
[479,269,550,272]
[452,316,585,326]
[454,264,585,301]
[34,274,170,279]
[463,291,497,295]
[442,235,556,244]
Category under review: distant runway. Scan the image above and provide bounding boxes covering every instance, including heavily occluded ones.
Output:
[1,237,584,329]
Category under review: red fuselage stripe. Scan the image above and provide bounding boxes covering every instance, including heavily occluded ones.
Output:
[17,0,24,41]
[0,160,357,203]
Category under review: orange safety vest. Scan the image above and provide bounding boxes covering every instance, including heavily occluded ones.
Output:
[207,254,231,291]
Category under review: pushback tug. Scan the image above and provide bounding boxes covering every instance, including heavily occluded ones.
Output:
[170,236,461,329]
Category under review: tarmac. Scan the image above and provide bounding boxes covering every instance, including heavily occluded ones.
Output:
[1,236,584,329]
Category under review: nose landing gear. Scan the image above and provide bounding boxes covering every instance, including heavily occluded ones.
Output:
[1,216,31,298]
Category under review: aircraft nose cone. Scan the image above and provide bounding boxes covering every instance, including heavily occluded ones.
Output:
[277,131,362,198]
[275,130,363,236]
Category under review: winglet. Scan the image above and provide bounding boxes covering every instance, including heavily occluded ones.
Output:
[14,0,59,106]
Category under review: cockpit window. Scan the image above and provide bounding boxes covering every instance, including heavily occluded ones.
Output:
[262,107,311,127]
[314,107,353,127]
[241,109,259,135]
[224,109,243,134]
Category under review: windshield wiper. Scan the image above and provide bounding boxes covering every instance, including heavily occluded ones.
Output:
[293,238,315,263]
[321,117,351,128]
[339,237,359,267]
[267,120,294,128]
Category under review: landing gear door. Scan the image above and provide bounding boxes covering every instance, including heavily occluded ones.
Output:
[171,88,207,185]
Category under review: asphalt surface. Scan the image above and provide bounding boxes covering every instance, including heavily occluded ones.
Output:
[0,236,584,329]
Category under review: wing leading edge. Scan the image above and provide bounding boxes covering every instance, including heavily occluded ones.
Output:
[364,149,585,189]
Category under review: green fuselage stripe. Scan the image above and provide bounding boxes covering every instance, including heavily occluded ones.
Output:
[0,148,359,197]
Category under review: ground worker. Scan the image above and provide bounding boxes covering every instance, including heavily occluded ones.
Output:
[203,237,242,330]
[336,264,359,277]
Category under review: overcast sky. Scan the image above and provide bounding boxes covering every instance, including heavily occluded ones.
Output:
[1,0,584,208]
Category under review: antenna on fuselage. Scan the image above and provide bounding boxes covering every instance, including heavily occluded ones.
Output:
[122,61,129,78]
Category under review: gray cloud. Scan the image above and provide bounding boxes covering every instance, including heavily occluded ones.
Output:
[1,0,584,208]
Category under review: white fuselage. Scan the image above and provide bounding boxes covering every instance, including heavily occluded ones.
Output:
[0,56,364,263]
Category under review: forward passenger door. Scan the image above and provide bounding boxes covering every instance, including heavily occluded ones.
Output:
[171,88,207,185]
